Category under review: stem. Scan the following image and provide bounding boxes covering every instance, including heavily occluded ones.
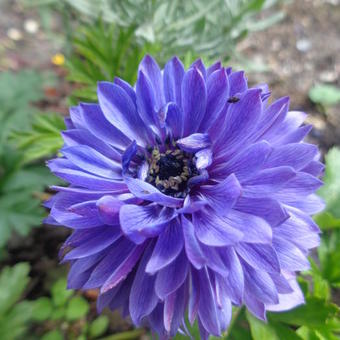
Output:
[99,328,145,340]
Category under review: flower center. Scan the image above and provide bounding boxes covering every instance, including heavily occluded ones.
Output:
[146,147,197,197]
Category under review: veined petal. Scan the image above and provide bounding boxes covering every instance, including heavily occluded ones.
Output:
[146,218,184,274]
[181,67,207,135]
[177,133,211,153]
[97,81,150,146]
[199,174,241,216]
[120,203,176,244]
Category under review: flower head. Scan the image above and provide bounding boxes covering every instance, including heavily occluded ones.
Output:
[46,55,324,339]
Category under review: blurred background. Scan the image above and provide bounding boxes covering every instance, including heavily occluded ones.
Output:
[0,0,339,339]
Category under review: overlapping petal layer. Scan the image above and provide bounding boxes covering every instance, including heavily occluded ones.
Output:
[47,55,323,339]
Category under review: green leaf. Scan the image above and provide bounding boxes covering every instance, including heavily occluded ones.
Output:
[0,70,44,147]
[246,311,279,340]
[269,297,339,328]
[32,297,53,321]
[10,112,65,163]
[89,315,109,338]
[309,84,340,106]
[41,329,64,340]
[318,229,340,286]
[0,263,30,316]
[65,296,89,321]
[0,300,34,340]
[314,212,340,231]
[318,148,340,218]
[51,278,73,307]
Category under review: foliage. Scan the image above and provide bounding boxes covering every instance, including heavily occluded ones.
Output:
[32,278,109,339]
[0,263,33,340]
[66,20,159,104]
[0,70,60,248]
[309,84,340,107]
[10,112,65,164]
[0,70,43,148]
[61,0,285,61]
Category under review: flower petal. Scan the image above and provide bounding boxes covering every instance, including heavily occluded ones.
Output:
[236,243,280,273]
[193,209,243,247]
[146,218,184,274]
[120,203,176,244]
[97,81,150,146]
[177,133,211,153]
[129,242,159,325]
[155,250,189,299]
[199,174,241,216]
[163,56,185,106]
[124,177,183,207]
[181,67,207,135]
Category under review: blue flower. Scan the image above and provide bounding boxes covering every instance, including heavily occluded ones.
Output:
[46,55,324,339]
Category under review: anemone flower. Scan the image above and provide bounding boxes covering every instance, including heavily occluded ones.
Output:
[46,55,324,339]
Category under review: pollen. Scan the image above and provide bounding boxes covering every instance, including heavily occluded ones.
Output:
[146,146,197,197]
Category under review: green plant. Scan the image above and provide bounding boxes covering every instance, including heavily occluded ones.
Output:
[0,70,59,248]
[0,263,34,340]
[10,112,65,164]
[32,278,109,339]
[60,0,285,61]
[309,84,340,107]
[66,20,159,104]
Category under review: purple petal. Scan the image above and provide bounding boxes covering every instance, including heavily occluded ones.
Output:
[79,103,130,150]
[181,67,207,136]
[273,236,310,271]
[225,210,272,244]
[219,248,244,305]
[191,59,207,79]
[122,141,137,174]
[181,215,205,269]
[215,89,262,156]
[193,209,243,247]
[101,243,146,293]
[129,242,159,325]
[164,280,187,334]
[83,238,135,289]
[163,56,185,106]
[164,102,183,138]
[63,227,121,260]
[197,268,221,336]
[155,250,189,299]
[213,141,272,182]
[195,148,213,170]
[243,261,279,304]
[265,273,304,312]
[124,177,183,207]
[235,196,289,227]
[97,81,150,146]
[199,174,241,216]
[62,129,121,162]
[61,145,121,179]
[146,218,184,274]
[139,55,164,110]
[200,68,229,131]
[114,77,137,104]
[236,243,280,273]
[96,195,123,225]
[120,203,176,244]
[206,61,222,77]
[244,291,266,321]
[48,158,126,191]
[228,71,248,96]
[264,143,318,170]
[177,133,211,153]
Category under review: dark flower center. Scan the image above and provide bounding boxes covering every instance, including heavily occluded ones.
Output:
[146,147,197,198]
